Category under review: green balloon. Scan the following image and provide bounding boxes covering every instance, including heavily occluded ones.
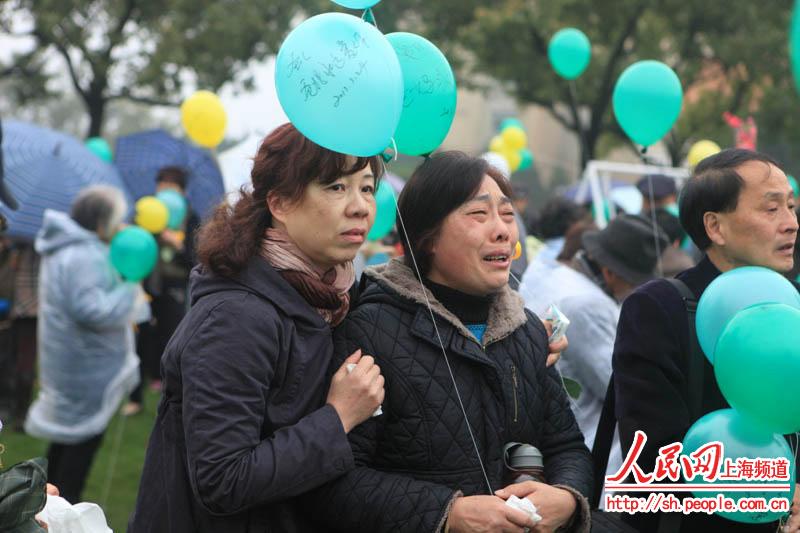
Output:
[548,28,591,80]
[367,180,396,241]
[500,118,524,131]
[791,1,800,95]
[591,199,611,222]
[788,175,799,197]
[519,148,534,170]
[613,60,683,147]
[110,226,158,281]
[85,137,113,162]
[683,409,795,524]
[156,189,188,230]
[387,32,457,156]
[715,303,800,434]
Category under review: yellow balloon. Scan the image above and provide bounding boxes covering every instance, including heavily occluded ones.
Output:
[489,135,506,153]
[135,196,169,234]
[501,126,527,151]
[512,241,522,260]
[687,140,721,167]
[502,149,522,172]
[181,90,227,148]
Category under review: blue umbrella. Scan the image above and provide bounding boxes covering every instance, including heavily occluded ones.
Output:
[0,120,131,241]
[114,129,224,219]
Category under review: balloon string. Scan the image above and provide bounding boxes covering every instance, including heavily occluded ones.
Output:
[646,175,664,278]
[101,409,128,508]
[362,8,378,29]
[379,159,494,496]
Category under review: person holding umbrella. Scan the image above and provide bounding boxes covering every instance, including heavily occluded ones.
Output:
[125,166,200,415]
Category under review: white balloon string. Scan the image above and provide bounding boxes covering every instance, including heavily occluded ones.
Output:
[646,174,664,278]
[101,410,128,508]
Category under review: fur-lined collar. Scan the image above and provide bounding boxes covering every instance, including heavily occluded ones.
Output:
[364,258,528,345]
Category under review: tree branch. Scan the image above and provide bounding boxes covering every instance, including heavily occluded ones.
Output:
[33,28,87,100]
[52,21,97,74]
[102,0,137,65]
[589,0,649,137]
[521,3,548,56]
[108,91,180,107]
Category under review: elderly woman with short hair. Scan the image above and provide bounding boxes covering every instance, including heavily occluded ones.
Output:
[25,184,141,503]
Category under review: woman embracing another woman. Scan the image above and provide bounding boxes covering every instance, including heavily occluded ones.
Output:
[129,124,385,533]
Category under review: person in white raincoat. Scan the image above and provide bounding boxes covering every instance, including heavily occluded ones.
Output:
[25,185,140,503]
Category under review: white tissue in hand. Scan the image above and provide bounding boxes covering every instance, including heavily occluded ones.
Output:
[36,494,112,533]
[505,494,542,523]
[346,363,383,417]
[544,303,570,343]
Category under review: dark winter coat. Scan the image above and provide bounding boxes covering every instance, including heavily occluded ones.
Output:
[613,256,800,532]
[312,258,593,532]
[128,257,354,533]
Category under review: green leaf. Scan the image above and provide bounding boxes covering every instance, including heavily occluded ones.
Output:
[562,376,582,400]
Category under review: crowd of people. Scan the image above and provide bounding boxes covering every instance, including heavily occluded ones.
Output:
[1,118,799,533]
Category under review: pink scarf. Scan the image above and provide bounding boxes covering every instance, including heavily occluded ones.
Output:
[260,228,354,326]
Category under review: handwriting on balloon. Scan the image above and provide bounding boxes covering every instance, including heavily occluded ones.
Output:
[292,31,372,108]
[334,60,368,108]
[287,51,311,79]
[403,68,452,108]
[395,43,424,60]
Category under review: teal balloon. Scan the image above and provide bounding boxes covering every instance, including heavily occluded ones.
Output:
[500,118,524,131]
[387,32,457,156]
[665,202,680,218]
[789,175,799,197]
[275,13,403,156]
[85,137,113,162]
[613,61,683,147]
[548,28,591,80]
[156,189,188,230]
[367,180,396,241]
[591,199,611,222]
[110,226,158,281]
[715,303,800,434]
[519,148,534,170]
[332,0,380,7]
[365,252,390,266]
[791,1,800,94]
[683,409,795,524]
[696,266,800,364]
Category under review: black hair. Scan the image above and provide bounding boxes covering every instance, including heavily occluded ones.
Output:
[654,208,685,244]
[536,197,586,240]
[680,149,781,250]
[397,151,512,276]
[156,166,189,190]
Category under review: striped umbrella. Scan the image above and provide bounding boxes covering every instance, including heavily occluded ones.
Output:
[0,120,131,241]
[114,129,224,219]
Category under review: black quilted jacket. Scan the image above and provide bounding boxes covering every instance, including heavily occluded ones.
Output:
[313,259,592,532]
